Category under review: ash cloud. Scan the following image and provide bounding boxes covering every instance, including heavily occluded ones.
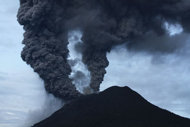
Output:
[17,0,190,100]
[127,32,190,54]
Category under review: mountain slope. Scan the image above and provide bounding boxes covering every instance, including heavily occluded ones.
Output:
[33,86,190,127]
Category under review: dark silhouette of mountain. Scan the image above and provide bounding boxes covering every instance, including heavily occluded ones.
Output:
[33,86,190,127]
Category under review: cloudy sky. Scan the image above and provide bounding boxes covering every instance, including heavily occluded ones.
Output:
[0,1,190,127]
[0,1,63,127]
[101,44,190,117]
[101,28,190,117]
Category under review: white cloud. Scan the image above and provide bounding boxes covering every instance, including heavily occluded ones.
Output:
[164,22,183,36]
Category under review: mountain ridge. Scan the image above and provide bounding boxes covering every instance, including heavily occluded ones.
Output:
[33,86,190,127]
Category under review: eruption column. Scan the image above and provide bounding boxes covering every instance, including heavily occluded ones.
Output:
[17,0,190,100]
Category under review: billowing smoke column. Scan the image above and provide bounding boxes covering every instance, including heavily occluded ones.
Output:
[17,0,190,100]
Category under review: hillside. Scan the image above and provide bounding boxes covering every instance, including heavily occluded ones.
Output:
[33,86,190,127]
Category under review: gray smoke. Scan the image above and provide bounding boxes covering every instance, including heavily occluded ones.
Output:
[17,0,190,100]
[67,30,92,94]
[21,93,63,127]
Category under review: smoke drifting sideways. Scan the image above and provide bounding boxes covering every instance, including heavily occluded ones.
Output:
[21,93,63,127]
[17,0,190,100]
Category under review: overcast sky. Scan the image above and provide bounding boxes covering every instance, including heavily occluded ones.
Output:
[0,1,190,127]
[101,41,190,118]
[0,1,62,127]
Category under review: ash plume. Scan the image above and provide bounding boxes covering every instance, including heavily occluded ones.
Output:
[17,0,190,100]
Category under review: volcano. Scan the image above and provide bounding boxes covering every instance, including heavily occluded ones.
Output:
[33,86,190,127]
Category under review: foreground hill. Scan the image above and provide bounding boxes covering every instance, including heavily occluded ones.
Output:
[33,86,190,127]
